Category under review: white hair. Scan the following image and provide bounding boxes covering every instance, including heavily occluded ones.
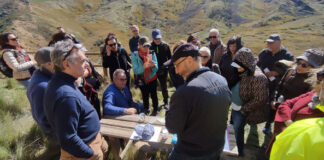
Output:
[199,47,211,56]
[209,28,219,36]
[130,25,139,30]
[113,69,125,79]
[51,41,80,72]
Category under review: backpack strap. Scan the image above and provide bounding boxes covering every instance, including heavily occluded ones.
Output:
[274,68,295,100]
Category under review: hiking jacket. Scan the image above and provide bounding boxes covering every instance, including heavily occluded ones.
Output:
[2,49,34,80]
[131,50,158,80]
[166,67,231,156]
[274,91,324,136]
[234,47,269,124]
[276,69,312,101]
[257,47,294,99]
[102,47,131,80]
[150,41,171,68]
[44,71,100,158]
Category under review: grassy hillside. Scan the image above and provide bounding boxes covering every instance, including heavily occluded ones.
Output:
[0,0,322,56]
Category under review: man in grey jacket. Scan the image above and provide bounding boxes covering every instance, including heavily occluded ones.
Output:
[166,44,231,160]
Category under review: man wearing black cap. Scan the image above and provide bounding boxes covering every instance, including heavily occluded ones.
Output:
[257,34,294,134]
[150,29,172,107]
[165,44,231,159]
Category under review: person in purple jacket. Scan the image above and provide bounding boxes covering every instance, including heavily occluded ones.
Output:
[102,69,143,115]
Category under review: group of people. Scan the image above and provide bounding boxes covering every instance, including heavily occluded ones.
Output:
[0,24,324,160]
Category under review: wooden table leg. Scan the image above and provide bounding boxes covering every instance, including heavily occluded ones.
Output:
[109,137,121,160]
[120,140,134,159]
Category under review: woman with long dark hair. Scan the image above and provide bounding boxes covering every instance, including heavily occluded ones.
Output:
[219,34,243,89]
[0,32,36,87]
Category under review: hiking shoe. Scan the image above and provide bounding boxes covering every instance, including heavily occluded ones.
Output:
[151,110,158,116]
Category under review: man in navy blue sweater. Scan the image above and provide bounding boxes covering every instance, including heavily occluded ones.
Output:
[44,41,108,160]
[27,47,54,138]
[27,47,60,158]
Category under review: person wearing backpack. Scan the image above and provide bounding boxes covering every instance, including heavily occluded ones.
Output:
[0,32,36,87]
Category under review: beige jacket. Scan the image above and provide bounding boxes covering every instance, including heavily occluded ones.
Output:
[3,49,34,80]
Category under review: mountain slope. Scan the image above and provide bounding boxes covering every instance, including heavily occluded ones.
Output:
[0,0,323,55]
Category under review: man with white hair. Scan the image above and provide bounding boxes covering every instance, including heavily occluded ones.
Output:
[102,69,144,115]
[207,28,226,64]
[44,41,108,160]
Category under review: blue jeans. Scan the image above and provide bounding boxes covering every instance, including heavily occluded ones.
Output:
[19,79,31,88]
[231,109,247,156]
[168,147,221,160]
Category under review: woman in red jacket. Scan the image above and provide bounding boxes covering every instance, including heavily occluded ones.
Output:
[267,66,324,154]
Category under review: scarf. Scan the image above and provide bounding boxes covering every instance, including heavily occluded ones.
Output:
[138,49,152,82]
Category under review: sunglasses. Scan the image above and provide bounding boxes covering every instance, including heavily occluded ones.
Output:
[297,61,310,68]
[63,44,84,60]
[209,36,217,39]
[201,55,209,59]
[108,43,117,47]
[118,78,127,81]
[9,37,19,41]
[143,45,151,48]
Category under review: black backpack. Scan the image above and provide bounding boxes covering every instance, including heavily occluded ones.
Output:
[0,50,17,78]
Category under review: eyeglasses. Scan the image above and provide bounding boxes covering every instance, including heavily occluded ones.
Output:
[118,78,127,81]
[9,37,19,41]
[297,61,310,68]
[143,45,150,48]
[174,57,187,68]
[200,55,209,59]
[209,36,217,39]
[108,43,117,47]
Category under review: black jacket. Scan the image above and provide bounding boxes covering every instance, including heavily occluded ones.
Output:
[102,47,131,79]
[219,52,240,89]
[166,67,231,156]
[150,42,171,69]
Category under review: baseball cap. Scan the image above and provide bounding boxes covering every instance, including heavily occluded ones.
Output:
[171,43,200,63]
[138,36,151,47]
[265,34,281,42]
[35,47,54,65]
[152,29,162,39]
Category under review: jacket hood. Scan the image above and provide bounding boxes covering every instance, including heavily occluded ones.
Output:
[234,47,256,76]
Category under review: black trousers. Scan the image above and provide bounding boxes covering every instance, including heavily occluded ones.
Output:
[157,69,169,104]
[139,79,158,111]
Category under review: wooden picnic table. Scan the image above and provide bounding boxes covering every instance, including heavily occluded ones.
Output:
[100,115,174,159]
[100,114,238,159]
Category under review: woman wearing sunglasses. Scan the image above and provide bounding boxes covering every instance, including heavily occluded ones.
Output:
[267,64,324,154]
[0,32,36,87]
[132,36,159,116]
[272,49,324,111]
